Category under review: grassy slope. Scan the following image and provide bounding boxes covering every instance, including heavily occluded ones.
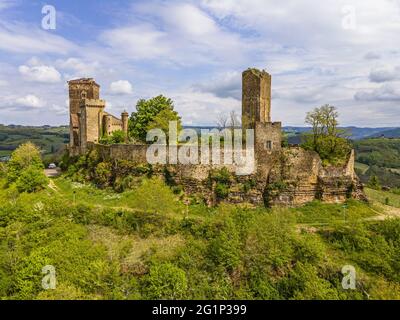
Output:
[365,187,400,208]
[1,176,400,299]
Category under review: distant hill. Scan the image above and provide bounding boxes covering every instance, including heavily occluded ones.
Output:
[365,128,400,139]
[353,138,400,188]
[0,124,69,162]
[282,126,400,141]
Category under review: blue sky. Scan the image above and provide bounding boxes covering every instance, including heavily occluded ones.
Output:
[0,0,399,126]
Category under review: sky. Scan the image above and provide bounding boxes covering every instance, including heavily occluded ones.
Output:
[0,0,399,127]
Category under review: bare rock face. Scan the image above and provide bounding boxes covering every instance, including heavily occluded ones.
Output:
[262,148,366,207]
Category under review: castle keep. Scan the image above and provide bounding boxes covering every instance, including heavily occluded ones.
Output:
[68,68,365,207]
[68,78,129,156]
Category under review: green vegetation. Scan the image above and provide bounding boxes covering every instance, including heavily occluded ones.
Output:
[355,138,400,168]
[367,175,381,190]
[354,162,369,174]
[301,105,351,166]
[354,138,400,188]
[0,125,68,164]
[1,134,400,300]
[99,130,126,145]
[128,95,182,142]
[365,187,400,208]
[1,151,400,299]
[5,143,48,193]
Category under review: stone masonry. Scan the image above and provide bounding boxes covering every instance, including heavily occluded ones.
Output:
[68,78,129,156]
[68,68,366,207]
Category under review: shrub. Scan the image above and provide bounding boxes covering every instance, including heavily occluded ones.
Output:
[94,162,113,187]
[100,130,126,145]
[215,183,229,199]
[141,263,187,299]
[15,165,48,193]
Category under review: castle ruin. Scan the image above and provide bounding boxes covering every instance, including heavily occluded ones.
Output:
[68,78,129,156]
[68,68,365,207]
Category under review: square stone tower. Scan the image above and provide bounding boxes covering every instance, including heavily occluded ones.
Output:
[242,68,281,155]
[242,68,271,131]
[79,99,106,153]
[68,78,100,149]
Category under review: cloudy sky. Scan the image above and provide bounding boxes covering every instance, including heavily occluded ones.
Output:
[0,0,399,127]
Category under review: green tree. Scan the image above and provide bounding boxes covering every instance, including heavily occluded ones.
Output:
[209,217,241,271]
[302,104,351,165]
[5,142,48,192]
[100,130,126,145]
[368,175,381,190]
[147,108,183,142]
[15,165,49,193]
[6,142,44,185]
[129,95,182,142]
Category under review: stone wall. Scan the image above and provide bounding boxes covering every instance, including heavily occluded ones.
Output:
[265,147,365,206]
[88,141,364,207]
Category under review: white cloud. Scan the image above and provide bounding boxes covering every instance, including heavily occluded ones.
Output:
[369,67,400,83]
[354,84,400,101]
[19,64,61,83]
[100,24,170,60]
[364,52,381,60]
[0,22,75,54]
[99,3,247,66]
[14,94,44,109]
[196,71,241,99]
[50,104,68,116]
[56,57,100,78]
[172,89,241,126]
[0,0,16,11]
[110,80,133,95]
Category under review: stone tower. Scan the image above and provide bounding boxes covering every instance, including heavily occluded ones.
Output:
[242,68,281,155]
[68,78,100,149]
[242,68,272,131]
[121,110,129,141]
[79,99,106,152]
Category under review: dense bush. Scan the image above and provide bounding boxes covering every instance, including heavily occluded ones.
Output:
[141,263,187,299]
[5,142,48,193]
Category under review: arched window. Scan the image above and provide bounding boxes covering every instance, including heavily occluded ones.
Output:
[81,91,87,99]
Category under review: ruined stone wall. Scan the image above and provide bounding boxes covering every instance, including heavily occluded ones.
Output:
[87,142,364,207]
[255,122,282,154]
[265,147,365,206]
[93,143,148,163]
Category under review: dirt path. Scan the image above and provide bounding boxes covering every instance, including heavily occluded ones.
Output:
[367,203,400,221]
[44,168,61,177]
